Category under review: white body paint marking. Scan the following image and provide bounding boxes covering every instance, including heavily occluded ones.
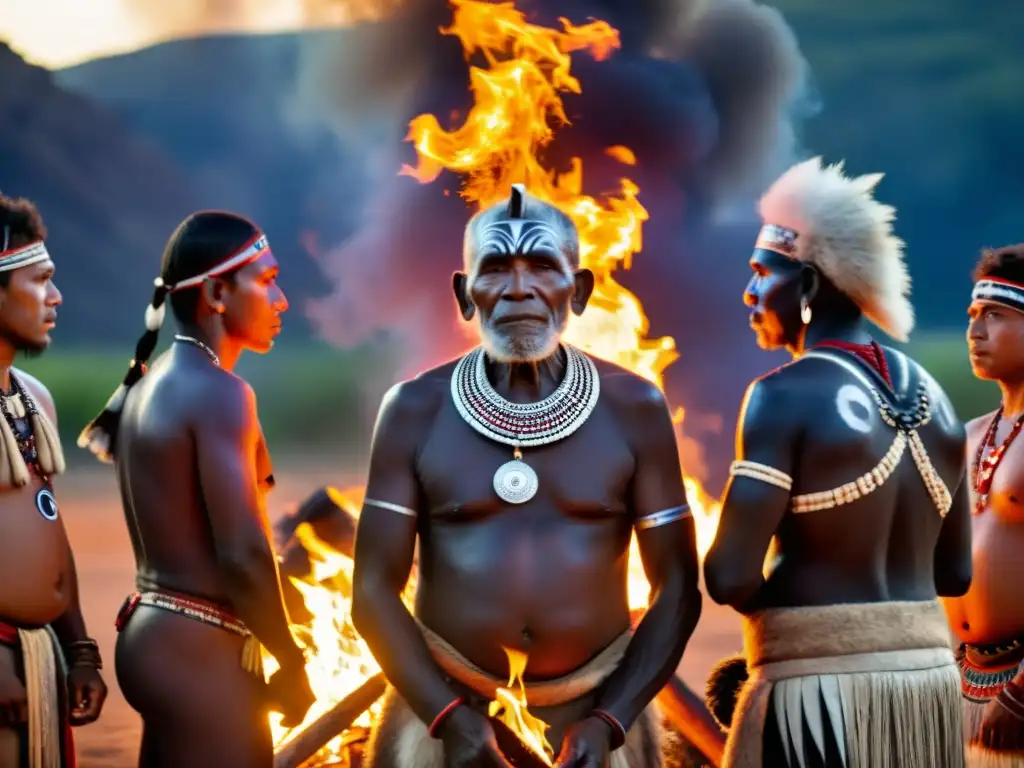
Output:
[836,383,875,433]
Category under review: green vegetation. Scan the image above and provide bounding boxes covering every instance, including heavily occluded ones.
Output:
[17,342,399,464]
[18,333,998,467]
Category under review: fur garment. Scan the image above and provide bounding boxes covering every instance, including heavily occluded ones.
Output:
[363,622,664,767]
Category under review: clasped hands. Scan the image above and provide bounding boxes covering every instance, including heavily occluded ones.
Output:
[441,705,615,768]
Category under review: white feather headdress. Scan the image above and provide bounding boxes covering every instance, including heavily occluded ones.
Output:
[757,157,914,342]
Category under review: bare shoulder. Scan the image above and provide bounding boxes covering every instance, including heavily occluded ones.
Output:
[374,359,453,428]
[592,356,670,421]
[896,350,967,437]
[738,364,807,435]
[182,366,258,434]
[966,409,998,446]
[13,367,56,422]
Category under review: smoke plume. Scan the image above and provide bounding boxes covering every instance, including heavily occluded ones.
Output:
[306,0,813,494]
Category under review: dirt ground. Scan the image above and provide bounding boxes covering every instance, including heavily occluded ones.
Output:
[58,463,743,768]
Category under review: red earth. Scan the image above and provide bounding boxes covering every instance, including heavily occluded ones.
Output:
[58,462,742,767]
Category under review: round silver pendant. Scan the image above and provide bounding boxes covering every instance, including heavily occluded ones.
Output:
[35,488,58,521]
[493,459,538,505]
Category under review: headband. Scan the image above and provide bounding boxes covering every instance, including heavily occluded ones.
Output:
[145,233,271,331]
[972,277,1024,315]
[0,227,51,273]
[754,223,799,258]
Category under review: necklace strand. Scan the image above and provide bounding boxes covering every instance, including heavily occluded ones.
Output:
[972,407,1024,515]
[174,334,221,367]
[451,345,599,448]
[0,376,45,484]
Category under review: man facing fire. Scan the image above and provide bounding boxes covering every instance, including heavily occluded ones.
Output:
[943,243,1024,765]
[352,184,702,767]
[703,158,971,767]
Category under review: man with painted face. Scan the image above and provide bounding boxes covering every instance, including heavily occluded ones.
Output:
[943,244,1024,766]
[0,194,107,768]
[352,184,702,768]
[79,211,314,767]
[702,158,971,768]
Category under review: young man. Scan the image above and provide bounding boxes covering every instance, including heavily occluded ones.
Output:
[703,158,971,767]
[944,244,1024,765]
[0,194,107,767]
[79,211,314,767]
[352,185,703,768]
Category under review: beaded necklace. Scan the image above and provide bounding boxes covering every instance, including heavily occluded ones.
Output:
[972,407,1024,515]
[451,345,600,504]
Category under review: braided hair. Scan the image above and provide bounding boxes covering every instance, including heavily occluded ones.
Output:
[78,211,262,462]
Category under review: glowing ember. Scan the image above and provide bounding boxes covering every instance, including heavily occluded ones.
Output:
[269,0,723,761]
[489,648,555,764]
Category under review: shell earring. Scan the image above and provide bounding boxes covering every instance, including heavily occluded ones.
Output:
[800,297,812,325]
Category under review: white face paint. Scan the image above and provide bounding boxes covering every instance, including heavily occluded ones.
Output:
[836,383,875,433]
[469,218,573,363]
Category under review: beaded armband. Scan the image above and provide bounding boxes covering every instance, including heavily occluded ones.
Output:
[729,460,793,491]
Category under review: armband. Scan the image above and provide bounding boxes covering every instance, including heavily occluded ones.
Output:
[729,460,793,491]
[635,504,691,531]
[364,498,417,518]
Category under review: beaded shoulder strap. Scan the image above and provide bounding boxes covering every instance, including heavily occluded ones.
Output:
[790,350,952,516]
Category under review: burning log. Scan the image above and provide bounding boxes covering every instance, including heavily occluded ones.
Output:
[657,676,725,767]
[273,672,387,768]
[276,487,359,576]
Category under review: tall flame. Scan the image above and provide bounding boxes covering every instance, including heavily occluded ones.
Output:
[268,0,723,762]
[402,0,722,552]
[489,648,555,764]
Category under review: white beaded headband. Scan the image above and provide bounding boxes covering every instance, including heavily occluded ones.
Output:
[973,278,1024,315]
[754,223,799,258]
[0,226,51,273]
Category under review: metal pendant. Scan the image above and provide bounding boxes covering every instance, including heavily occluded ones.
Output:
[493,458,538,505]
[35,487,58,521]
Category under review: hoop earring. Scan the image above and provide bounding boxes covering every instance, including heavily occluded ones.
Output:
[800,298,812,325]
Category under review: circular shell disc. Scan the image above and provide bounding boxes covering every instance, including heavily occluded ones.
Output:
[493,460,538,505]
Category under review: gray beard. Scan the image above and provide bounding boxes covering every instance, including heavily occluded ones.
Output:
[478,316,567,363]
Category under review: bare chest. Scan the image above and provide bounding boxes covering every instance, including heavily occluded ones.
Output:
[417,402,635,520]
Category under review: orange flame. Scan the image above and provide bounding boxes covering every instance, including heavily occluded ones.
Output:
[489,648,555,764]
[268,1,723,762]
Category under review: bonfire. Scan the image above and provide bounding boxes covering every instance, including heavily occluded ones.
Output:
[267,1,724,765]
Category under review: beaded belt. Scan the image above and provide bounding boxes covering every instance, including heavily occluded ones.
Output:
[957,641,1024,703]
[116,590,250,637]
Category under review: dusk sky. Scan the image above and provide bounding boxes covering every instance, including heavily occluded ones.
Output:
[0,0,387,68]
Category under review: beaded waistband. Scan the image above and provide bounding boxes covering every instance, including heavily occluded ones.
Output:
[116,590,250,637]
